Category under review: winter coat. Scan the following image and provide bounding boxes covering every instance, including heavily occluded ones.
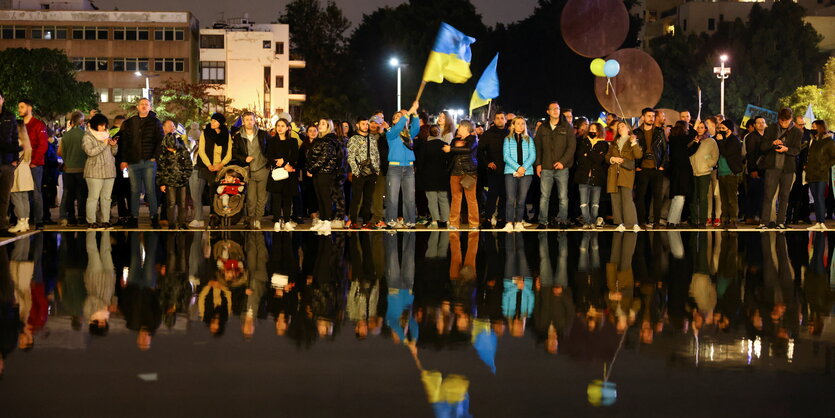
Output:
[0,109,19,165]
[534,118,575,169]
[59,126,87,173]
[306,133,340,175]
[347,133,380,177]
[449,134,478,176]
[716,133,743,175]
[156,133,193,188]
[805,132,835,183]
[605,136,643,193]
[688,136,719,177]
[743,131,764,175]
[231,128,269,170]
[266,135,299,194]
[82,130,118,179]
[197,125,233,181]
[11,125,33,193]
[24,117,48,167]
[758,123,802,173]
[414,136,450,192]
[632,125,668,169]
[574,136,609,187]
[116,111,163,165]
[667,133,694,196]
[478,125,509,172]
[502,134,536,176]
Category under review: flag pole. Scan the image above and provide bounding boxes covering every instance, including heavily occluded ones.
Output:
[486,100,492,124]
[415,81,427,103]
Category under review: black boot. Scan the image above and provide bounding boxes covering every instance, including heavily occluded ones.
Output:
[151,216,161,229]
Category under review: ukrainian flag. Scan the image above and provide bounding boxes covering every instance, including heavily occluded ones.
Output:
[469,53,499,113]
[423,22,476,84]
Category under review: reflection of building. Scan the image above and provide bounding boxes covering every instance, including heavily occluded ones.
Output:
[198,17,305,120]
[638,0,835,54]
[0,0,199,116]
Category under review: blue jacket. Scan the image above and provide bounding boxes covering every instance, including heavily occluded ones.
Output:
[502,134,536,175]
[385,115,420,166]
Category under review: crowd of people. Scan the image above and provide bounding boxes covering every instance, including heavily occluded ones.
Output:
[1,91,834,235]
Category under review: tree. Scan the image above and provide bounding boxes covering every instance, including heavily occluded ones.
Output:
[781,57,835,127]
[651,1,826,120]
[119,79,232,128]
[0,48,97,120]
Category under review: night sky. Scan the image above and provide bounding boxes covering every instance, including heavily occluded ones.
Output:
[94,0,539,28]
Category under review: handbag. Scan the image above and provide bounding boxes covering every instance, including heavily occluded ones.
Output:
[460,173,476,190]
[271,167,289,181]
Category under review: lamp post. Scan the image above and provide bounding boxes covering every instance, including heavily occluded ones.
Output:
[134,71,161,105]
[713,54,731,116]
[389,58,403,110]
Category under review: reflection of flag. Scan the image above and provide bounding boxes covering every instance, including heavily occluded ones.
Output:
[804,103,815,129]
[471,319,497,374]
[469,53,499,113]
[423,22,476,84]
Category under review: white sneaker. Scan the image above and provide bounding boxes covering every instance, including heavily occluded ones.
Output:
[188,219,204,228]
[319,222,331,235]
[286,221,298,229]
[331,220,344,229]
[427,221,438,229]
[252,220,261,230]
[596,217,605,227]
[274,221,282,232]
[615,224,626,232]
[310,221,322,231]
[501,222,515,232]
[819,223,828,230]
[521,221,533,228]
[312,218,321,227]
[632,224,642,233]
[514,222,525,231]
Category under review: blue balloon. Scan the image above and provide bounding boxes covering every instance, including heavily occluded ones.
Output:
[604,60,620,78]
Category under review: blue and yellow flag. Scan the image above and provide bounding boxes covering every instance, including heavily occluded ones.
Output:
[469,53,499,113]
[423,23,476,84]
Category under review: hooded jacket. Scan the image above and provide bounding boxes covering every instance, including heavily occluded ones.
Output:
[156,133,193,187]
[716,133,743,175]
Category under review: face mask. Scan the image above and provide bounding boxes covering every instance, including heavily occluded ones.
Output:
[588,132,598,139]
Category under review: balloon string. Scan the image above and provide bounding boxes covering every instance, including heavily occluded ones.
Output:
[606,78,627,119]
[604,325,629,382]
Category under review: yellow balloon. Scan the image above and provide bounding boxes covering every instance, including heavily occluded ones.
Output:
[590,58,606,77]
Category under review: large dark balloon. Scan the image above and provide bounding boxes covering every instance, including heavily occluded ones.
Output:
[561,0,630,58]
[594,49,663,118]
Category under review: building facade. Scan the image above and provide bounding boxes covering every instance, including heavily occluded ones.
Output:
[0,2,199,116]
[199,17,305,121]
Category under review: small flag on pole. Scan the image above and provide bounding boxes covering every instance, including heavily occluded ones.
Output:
[596,111,608,127]
[422,23,476,84]
[804,103,815,129]
[469,53,500,113]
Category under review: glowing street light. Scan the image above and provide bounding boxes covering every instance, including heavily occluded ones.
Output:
[389,57,404,110]
[714,54,731,116]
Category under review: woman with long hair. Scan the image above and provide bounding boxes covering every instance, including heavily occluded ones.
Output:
[605,120,642,232]
[9,121,33,233]
[437,111,455,144]
[666,120,695,228]
[197,113,233,226]
[805,120,835,230]
[502,117,536,231]
[307,119,340,233]
[299,124,319,222]
[267,118,300,231]
[688,120,718,229]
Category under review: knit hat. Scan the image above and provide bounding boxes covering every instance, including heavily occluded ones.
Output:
[211,112,226,125]
[720,120,735,131]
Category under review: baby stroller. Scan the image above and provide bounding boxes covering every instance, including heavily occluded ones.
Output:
[209,165,249,229]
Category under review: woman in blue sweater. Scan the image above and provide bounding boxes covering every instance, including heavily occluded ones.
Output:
[502,117,536,231]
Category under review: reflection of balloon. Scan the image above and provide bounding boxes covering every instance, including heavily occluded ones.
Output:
[604,60,621,78]
[590,59,606,77]
[587,380,618,407]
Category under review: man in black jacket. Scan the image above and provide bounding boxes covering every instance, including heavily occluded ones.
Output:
[633,108,668,228]
[715,120,743,228]
[758,108,802,229]
[743,117,766,224]
[0,92,18,237]
[118,98,164,229]
[534,102,576,229]
[232,111,270,229]
[477,111,509,228]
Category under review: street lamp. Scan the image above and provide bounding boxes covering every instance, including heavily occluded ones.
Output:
[389,57,403,110]
[134,71,160,104]
[714,54,731,116]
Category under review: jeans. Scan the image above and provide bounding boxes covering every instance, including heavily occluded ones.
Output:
[189,169,206,221]
[810,181,827,222]
[85,177,114,224]
[165,186,187,225]
[505,174,533,223]
[635,168,664,224]
[246,168,269,222]
[384,232,415,290]
[718,174,740,222]
[450,175,479,227]
[538,169,568,224]
[667,195,686,225]
[690,174,710,225]
[59,172,87,222]
[611,186,637,227]
[349,174,376,224]
[128,160,158,218]
[386,165,416,225]
[0,164,14,229]
[29,165,43,223]
[578,184,602,225]
[484,170,506,221]
[746,175,764,220]
[425,191,450,222]
[761,170,795,225]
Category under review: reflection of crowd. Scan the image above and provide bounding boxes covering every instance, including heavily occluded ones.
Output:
[0,230,833,380]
